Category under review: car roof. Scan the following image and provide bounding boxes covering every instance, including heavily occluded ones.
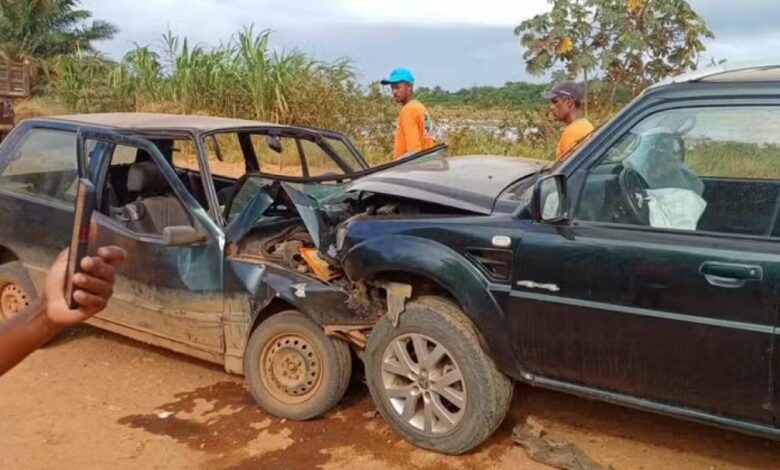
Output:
[649,63,780,90]
[39,112,285,132]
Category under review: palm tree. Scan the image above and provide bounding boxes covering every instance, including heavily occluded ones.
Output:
[0,0,117,60]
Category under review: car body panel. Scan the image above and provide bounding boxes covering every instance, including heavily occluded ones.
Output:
[347,155,543,215]
[340,215,528,375]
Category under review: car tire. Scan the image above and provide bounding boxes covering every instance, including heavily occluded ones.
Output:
[244,310,352,420]
[0,261,37,321]
[365,296,513,455]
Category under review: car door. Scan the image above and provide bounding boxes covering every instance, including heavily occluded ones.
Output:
[509,103,780,426]
[0,123,85,288]
[81,130,228,364]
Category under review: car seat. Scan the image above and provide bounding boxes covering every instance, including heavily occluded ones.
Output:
[121,161,192,234]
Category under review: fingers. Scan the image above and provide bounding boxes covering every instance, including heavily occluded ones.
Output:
[72,289,108,314]
[80,255,115,284]
[72,272,113,300]
[69,245,124,313]
[96,246,127,267]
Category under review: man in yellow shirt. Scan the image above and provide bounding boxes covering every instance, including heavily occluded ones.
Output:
[543,81,594,161]
[381,68,435,159]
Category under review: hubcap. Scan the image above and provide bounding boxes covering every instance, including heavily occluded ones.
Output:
[0,282,29,320]
[380,333,466,435]
[260,333,322,404]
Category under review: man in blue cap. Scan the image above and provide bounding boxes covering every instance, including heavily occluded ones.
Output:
[381,68,434,159]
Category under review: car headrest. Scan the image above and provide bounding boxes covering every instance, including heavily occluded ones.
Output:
[127,161,169,197]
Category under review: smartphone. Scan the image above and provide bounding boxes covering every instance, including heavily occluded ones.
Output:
[64,178,96,309]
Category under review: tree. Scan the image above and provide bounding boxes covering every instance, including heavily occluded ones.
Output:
[0,0,117,61]
[514,0,597,112]
[597,0,713,96]
[515,0,714,107]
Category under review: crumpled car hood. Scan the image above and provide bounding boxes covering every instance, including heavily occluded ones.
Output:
[346,155,544,215]
[224,155,544,248]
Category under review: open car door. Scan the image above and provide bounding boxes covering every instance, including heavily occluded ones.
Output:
[77,129,229,365]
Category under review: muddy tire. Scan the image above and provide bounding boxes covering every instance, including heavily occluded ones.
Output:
[244,310,352,420]
[365,296,513,455]
[0,261,37,322]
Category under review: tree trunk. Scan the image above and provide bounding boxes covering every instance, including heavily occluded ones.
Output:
[583,68,589,116]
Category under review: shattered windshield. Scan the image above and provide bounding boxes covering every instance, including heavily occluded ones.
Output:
[226,177,347,224]
[224,144,448,224]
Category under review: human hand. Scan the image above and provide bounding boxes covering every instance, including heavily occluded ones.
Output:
[43,246,127,327]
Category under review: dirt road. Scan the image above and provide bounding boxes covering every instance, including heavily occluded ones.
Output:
[1,325,779,470]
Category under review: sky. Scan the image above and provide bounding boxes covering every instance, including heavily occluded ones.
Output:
[81,0,780,91]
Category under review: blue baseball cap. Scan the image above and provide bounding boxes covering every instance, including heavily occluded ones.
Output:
[381,68,415,85]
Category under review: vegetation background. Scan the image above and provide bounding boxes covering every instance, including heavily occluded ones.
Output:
[0,0,715,165]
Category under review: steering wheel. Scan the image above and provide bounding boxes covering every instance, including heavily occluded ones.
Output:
[618,166,650,225]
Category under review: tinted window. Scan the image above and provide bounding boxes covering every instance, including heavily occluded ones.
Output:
[0,128,78,203]
[578,106,780,237]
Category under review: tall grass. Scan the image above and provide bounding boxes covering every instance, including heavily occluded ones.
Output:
[42,28,397,161]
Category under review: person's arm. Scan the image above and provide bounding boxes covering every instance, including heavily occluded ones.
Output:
[401,106,424,154]
[0,246,126,376]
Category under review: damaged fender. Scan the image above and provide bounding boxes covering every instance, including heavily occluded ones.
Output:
[340,234,516,373]
[228,258,372,330]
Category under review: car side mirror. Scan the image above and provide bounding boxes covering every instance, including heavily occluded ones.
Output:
[531,174,568,223]
[162,225,207,246]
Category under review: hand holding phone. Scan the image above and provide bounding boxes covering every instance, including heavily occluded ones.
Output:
[64,178,96,309]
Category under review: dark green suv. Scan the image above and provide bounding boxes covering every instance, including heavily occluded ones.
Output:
[336,65,780,453]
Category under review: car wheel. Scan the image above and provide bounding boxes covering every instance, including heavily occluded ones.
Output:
[365,296,513,455]
[0,261,37,321]
[244,310,352,420]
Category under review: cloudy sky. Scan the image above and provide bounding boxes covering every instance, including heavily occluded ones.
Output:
[81,0,780,90]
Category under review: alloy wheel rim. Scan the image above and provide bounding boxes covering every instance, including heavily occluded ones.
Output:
[380,333,466,435]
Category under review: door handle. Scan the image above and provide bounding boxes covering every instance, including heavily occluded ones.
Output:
[699,261,762,288]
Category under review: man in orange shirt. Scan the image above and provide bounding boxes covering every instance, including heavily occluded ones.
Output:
[543,81,594,161]
[381,68,434,159]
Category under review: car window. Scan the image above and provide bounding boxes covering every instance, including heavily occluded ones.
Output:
[103,144,194,236]
[0,128,79,203]
[300,140,344,176]
[324,136,363,170]
[168,138,199,171]
[577,106,780,237]
[250,134,303,176]
[199,134,246,179]
[111,144,137,165]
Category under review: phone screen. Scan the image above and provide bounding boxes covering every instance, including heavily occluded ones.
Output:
[64,178,96,309]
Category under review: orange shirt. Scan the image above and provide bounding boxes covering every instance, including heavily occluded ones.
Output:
[394,100,434,159]
[556,118,594,161]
